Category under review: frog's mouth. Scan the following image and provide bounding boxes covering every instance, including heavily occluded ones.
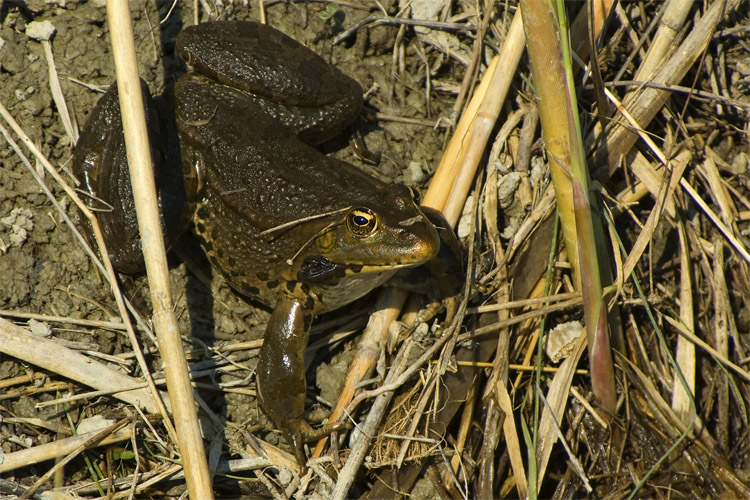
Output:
[297,255,416,285]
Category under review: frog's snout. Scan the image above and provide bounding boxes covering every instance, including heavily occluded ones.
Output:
[403,214,441,264]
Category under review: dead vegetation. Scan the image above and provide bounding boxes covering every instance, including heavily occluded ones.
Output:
[1,0,750,498]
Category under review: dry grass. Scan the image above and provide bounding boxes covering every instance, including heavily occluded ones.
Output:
[1,0,750,498]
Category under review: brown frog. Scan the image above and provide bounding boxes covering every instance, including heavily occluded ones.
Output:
[73,20,451,466]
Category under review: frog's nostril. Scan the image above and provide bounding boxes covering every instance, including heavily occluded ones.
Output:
[399,215,423,227]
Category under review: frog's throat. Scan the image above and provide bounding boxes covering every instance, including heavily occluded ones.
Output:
[343,262,423,274]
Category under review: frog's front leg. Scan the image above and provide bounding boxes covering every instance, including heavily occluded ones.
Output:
[257,294,342,466]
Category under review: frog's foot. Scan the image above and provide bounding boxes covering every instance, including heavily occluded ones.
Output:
[277,416,350,467]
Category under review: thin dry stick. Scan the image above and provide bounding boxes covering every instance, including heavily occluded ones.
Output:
[104,0,212,497]
[452,0,496,118]
[0,317,159,412]
[17,418,131,500]
[468,291,582,313]
[0,423,134,473]
[671,219,695,422]
[461,298,585,339]
[111,463,184,500]
[0,308,134,331]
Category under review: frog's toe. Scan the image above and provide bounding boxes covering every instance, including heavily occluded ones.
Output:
[279,421,308,468]
[279,417,350,467]
[300,418,350,443]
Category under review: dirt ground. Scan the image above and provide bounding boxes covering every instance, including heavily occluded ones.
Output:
[2,0,750,499]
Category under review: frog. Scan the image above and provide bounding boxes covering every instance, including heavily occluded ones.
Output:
[73,20,453,466]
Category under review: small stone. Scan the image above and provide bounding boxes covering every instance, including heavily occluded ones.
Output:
[411,0,447,34]
[405,160,427,184]
[0,207,34,248]
[28,319,52,337]
[26,20,56,41]
[731,152,748,175]
[497,172,522,208]
[77,415,115,435]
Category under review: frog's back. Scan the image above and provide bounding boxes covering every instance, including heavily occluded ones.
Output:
[176,72,391,229]
[174,20,440,312]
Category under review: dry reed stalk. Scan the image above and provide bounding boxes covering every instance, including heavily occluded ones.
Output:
[614,151,677,217]
[569,0,614,62]
[534,332,588,488]
[710,235,731,451]
[619,155,691,281]
[104,0,212,497]
[670,220,695,421]
[594,0,741,176]
[699,156,740,231]
[521,11,618,500]
[520,0,580,288]
[40,38,78,145]
[663,316,750,382]
[634,0,694,81]
[495,380,528,497]
[424,12,525,223]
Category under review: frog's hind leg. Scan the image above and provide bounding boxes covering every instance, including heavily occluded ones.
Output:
[73,80,189,273]
[176,20,363,146]
[256,293,346,466]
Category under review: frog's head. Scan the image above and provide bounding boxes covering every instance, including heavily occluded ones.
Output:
[291,185,440,289]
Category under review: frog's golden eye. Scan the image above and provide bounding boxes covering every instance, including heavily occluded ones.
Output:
[347,208,378,237]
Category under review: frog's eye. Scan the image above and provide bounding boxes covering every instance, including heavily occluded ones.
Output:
[408,186,421,205]
[347,208,378,237]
